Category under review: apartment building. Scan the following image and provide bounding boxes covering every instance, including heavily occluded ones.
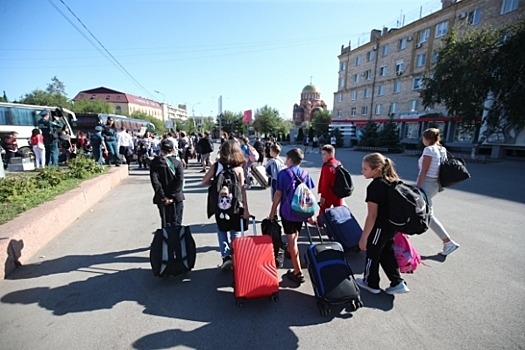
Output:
[332,0,522,154]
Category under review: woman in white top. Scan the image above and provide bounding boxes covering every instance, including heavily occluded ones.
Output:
[416,128,460,256]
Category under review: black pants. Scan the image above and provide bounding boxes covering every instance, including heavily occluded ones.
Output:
[158,201,184,227]
[363,225,403,289]
[4,150,22,169]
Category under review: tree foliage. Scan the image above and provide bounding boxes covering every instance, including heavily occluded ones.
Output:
[216,110,244,136]
[19,89,70,107]
[1,91,8,103]
[46,76,67,96]
[70,100,113,114]
[358,121,380,147]
[311,109,331,138]
[253,105,283,136]
[421,18,525,141]
[378,118,403,152]
[130,111,166,134]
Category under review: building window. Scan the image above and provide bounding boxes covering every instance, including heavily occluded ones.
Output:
[367,50,376,62]
[379,65,387,76]
[454,125,475,142]
[431,50,439,64]
[339,61,347,71]
[353,74,359,83]
[418,28,430,44]
[416,53,426,67]
[395,60,404,75]
[398,37,408,50]
[355,56,361,66]
[501,0,519,14]
[365,69,372,80]
[361,106,368,115]
[377,85,385,96]
[382,44,389,56]
[404,123,420,140]
[351,107,357,116]
[364,88,370,98]
[339,77,345,89]
[351,90,358,100]
[393,80,402,93]
[115,106,121,113]
[410,100,419,111]
[91,94,96,100]
[105,95,110,100]
[116,95,121,100]
[435,20,449,38]
[337,93,344,102]
[413,77,424,90]
[391,102,397,114]
[375,104,382,115]
[336,110,342,118]
[468,8,481,25]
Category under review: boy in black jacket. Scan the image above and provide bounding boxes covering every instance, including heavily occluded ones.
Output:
[150,139,185,226]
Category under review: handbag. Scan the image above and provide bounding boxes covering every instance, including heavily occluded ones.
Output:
[439,151,471,187]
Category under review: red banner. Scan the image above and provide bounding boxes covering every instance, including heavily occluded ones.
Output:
[243,110,252,124]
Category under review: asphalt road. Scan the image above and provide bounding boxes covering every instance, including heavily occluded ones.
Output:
[1,146,524,350]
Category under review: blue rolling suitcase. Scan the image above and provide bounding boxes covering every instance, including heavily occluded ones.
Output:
[323,206,362,252]
[304,224,363,316]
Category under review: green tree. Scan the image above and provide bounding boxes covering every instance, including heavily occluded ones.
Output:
[422,19,525,145]
[0,91,8,102]
[216,110,244,136]
[378,118,403,152]
[71,100,113,113]
[130,111,166,134]
[46,76,67,96]
[359,120,380,147]
[252,105,283,136]
[19,89,70,107]
[311,109,331,138]
[296,127,305,143]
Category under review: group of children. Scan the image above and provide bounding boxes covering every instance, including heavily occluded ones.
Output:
[152,128,460,295]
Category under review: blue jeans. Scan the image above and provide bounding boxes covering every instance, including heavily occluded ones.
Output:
[217,229,241,258]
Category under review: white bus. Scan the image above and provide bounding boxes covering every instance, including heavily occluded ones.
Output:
[0,102,77,157]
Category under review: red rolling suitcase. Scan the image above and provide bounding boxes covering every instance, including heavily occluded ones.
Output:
[232,216,280,307]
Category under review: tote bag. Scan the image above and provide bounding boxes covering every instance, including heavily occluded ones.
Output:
[439,151,471,187]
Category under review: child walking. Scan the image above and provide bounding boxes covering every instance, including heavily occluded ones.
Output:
[357,153,409,295]
[31,128,45,168]
[265,144,286,201]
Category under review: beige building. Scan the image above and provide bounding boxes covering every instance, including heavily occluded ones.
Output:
[332,0,523,153]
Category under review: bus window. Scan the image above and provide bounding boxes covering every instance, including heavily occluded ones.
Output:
[11,108,37,126]
[0,107,8,124]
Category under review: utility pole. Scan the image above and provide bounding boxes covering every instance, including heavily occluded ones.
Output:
[218,95,223,140]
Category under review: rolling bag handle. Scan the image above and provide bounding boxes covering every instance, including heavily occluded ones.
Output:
[304,221,324,245]
[239,214,257,237]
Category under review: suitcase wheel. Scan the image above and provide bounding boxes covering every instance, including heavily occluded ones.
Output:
[317,300,331,316]
[270,293,280,303]
[236,298,245,308]
[345,297,364,312]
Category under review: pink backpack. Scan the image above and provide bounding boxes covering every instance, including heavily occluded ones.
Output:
[393,232,421,273]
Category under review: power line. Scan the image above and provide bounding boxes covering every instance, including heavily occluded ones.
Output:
[47,0,156,100]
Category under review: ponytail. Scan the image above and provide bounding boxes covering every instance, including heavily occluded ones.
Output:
[363,152,399,182]
[383,157,399,182]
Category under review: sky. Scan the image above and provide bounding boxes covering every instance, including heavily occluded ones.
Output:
[0,0,443,120]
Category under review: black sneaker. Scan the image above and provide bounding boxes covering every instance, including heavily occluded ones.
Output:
[220,256,232,271]
[285,269,305,284]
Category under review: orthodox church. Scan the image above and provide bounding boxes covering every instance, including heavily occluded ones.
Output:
[292,83,327,126]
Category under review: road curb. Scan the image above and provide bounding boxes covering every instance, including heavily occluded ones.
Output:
[0,166,129,280]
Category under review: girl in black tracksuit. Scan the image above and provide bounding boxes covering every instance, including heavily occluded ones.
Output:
[357,152,409,295]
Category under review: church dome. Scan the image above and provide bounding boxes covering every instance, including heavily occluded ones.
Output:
[302,84,319,93]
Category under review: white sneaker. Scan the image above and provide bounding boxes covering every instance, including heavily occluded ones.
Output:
[440,241,460,256]
[356,278,381,294]
[385,281,410,295]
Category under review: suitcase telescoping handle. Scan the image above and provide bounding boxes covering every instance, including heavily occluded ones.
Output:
[160,203,176,228]
[304,221,324,245]
[240,215,257,236]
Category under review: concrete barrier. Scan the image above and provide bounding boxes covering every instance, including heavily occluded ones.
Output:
[0,166,129,280]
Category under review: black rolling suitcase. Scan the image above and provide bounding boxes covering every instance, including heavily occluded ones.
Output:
[150,206,196,277]
[304,223,363,316]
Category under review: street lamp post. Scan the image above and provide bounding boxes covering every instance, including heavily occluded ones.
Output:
[154,90,167,122]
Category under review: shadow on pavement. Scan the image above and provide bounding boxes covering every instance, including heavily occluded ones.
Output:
[421,254,447,263]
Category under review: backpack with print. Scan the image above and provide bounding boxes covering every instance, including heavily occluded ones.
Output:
[393,232,422,273]
[287,169,319,219]
[207,163,243,221]
[331,163,354,198]
[385,180,430,235]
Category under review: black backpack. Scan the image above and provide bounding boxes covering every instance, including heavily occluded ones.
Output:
[207,163,243,220]
[332,163,354,198]
[385,180,430,235]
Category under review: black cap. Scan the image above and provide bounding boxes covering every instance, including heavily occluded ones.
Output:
[160,139,174,152]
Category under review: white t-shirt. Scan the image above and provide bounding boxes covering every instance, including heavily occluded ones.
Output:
[418,144,446,178]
